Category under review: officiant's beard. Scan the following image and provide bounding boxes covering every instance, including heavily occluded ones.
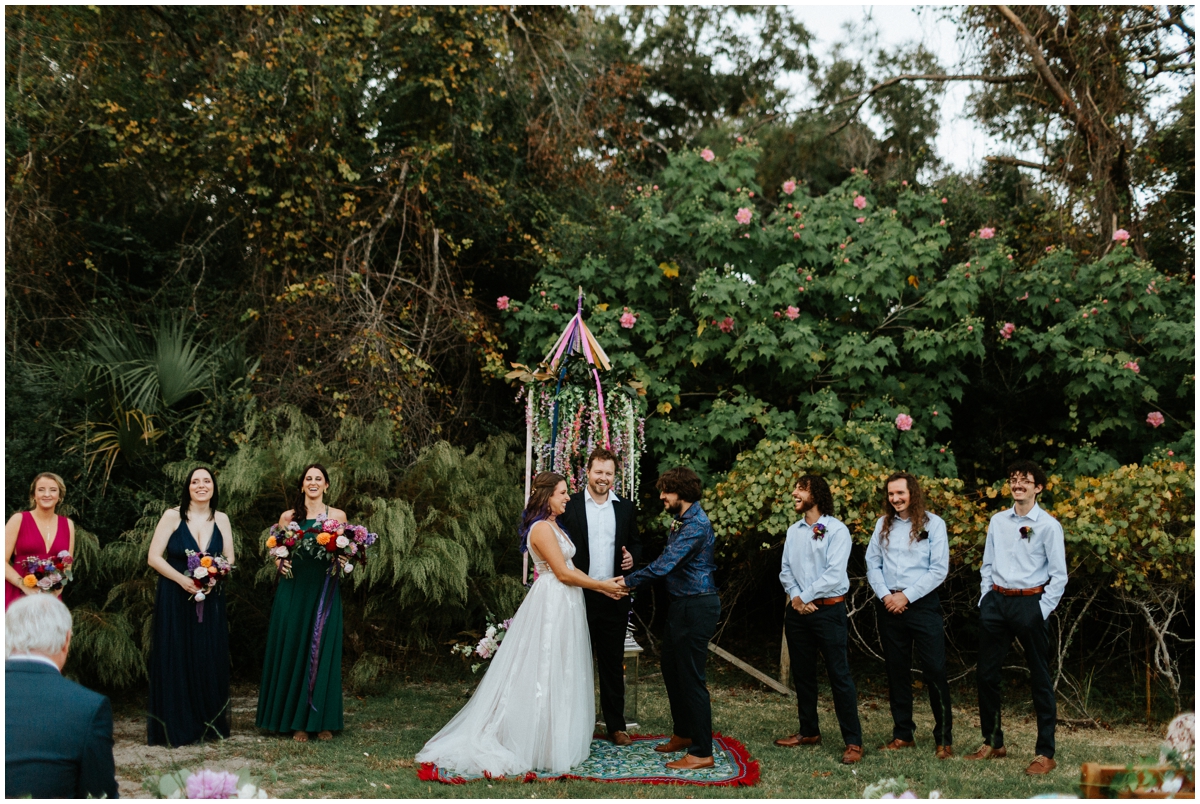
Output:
[665,499,685,516]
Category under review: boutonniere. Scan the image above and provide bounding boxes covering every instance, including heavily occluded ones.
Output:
[812,523,827,541]
[1018,526,1032,540]
[669,518,682,537]
[916,529,929,542]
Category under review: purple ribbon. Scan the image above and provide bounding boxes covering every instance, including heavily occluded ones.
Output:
[195,600,205,623]
[305,568,337,711]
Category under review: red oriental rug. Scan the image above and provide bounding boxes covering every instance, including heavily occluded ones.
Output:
[418,732,759,787]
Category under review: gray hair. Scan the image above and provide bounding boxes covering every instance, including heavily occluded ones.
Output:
[5,594,72,657]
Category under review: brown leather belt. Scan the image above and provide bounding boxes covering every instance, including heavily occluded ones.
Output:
[992,583,1045,596]
[813,595,845,606]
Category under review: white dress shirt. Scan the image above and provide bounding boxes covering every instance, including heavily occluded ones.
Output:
[584,489,620,581]
[979,502,1068,619]
[864,512,950,603]
[779,514,852,604]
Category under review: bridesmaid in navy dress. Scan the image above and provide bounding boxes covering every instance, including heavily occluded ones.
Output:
[146,467,236,746]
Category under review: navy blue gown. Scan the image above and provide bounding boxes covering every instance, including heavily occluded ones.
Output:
[147,517,232,746]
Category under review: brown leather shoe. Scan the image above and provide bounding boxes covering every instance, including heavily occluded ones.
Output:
[774,733,821,747]
[879,738,916,750]
[654,734,693,753]
[964,743,1006,760]
[935,745,954,760]
[842,744,864,764]
[1025,755,1057,775]
[610,731,632,747]
[665,753,715,770]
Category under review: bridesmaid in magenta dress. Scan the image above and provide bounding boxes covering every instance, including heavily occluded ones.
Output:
[5,472,76,609]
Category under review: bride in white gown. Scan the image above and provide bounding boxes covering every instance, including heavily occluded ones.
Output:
[416,472,629,777]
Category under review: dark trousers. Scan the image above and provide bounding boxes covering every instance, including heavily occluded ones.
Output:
[785,602,862,746]
[661,593,720,758]
[878,593,953,745]
[584,589,630,734]
[977,592,1057,758]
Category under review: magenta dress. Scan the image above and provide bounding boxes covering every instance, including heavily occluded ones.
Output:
[5,512,70,609]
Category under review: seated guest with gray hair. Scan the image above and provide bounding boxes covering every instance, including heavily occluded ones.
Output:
[6,594,119,799]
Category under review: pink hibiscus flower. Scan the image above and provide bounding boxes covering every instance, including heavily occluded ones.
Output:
[1146,411,1165,428]
[895,414,914,432]
[785,306,800,320]
[1124,361,1140,373]
[718,317,735,333]
[1112,228,1130,242]
[853,195,867,210]
[496,296,510,311]
[782,179,797,195]
[620,310,637,329]
[735,207,753,225]
[700,148,715,162]
[979,227,996,239]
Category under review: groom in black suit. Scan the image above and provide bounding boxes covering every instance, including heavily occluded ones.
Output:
[558,446,640,746]
[5,594,119,799]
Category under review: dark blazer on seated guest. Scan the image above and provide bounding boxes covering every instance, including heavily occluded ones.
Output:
[5,657,120,799]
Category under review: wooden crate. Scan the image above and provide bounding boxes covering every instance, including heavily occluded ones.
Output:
[1079,763,1195,799]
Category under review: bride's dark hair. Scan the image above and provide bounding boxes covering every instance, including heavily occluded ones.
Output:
[518,471,567,553]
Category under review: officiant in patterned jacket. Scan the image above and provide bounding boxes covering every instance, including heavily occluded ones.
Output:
[558,447,641,746]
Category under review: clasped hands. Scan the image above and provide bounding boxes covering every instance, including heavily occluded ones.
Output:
[882,591,909,614]
[789,596,818,615]
[599,577,630,600]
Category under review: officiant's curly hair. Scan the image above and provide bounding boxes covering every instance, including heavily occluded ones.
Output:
[519,471,567,551]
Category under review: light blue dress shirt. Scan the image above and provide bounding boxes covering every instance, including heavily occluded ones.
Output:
[864,512,949,603]
[779,514,852,604]
[979,502,1068,619]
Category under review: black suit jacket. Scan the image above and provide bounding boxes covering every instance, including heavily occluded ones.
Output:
[559,490,640,619]
[5,659,119,800]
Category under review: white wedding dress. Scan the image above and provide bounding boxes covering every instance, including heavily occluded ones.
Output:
[416,522,595,776]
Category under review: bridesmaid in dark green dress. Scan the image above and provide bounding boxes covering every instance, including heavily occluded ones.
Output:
[256,463,346,742]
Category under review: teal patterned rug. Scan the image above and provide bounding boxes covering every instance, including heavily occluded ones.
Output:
[418,732,759,786]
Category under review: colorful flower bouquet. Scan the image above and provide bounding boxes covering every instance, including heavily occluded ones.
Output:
[266,514,377,579]
[19,551,74,593]
[453,613,514,673]
[150,766,270,799]
[184,549,233,622]
[266,521,302,578]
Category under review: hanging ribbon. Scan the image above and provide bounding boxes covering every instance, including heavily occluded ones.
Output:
[195,600,205,623]
[305,568,337,712]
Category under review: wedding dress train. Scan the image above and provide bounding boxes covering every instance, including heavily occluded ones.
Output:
[416,523,594,776]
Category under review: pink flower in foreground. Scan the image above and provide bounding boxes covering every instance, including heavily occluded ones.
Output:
[496,296,510,311]
[940,197,948,204]
[979,227,996,239]
[186,769,240,800]
[718,316,735,333]
[856,217,866,223]
[853,195,867,210]
[1000,322,1016,339]
[619,310,637,329]
[1112,228,1130,242]
[782,179,797,195]
[895,414,914,432]
[785,306,800,320]
[735,207,753,225]
[1147,411,1165,428]
[1124,361,1140,373]
[700,148,715,162]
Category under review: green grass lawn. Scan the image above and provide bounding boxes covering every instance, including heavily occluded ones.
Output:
[111,657,1165,798]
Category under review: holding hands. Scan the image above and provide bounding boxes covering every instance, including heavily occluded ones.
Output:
[598,577,629,600]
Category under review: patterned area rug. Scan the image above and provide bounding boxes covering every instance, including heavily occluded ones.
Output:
[418,732,759,786]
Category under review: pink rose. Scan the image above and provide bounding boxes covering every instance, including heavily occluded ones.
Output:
[1124,361,1140,373]
[785,306,799,320]
[782,180,796,195]
[735,207,753,225]
[700,148,715,162]
[895,414,914,432]
[1146,411,1165,428]
[979,227,996,239]
[620,311,637,329]
[496,296,509,310]
[1112,228,1130,242]
[718,316,734,333]
[853,195,867,210]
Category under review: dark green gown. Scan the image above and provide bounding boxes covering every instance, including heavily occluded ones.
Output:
[255,516,344,733]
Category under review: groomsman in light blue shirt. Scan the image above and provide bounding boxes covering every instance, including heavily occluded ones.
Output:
[965,460,1068,776]
[773,474,863,765]
[864,472,953,759]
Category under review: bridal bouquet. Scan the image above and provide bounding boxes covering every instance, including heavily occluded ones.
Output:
[452,612,514,673]
[266,522,302,577]
[19,551,74,593]
[184,549,233,621]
